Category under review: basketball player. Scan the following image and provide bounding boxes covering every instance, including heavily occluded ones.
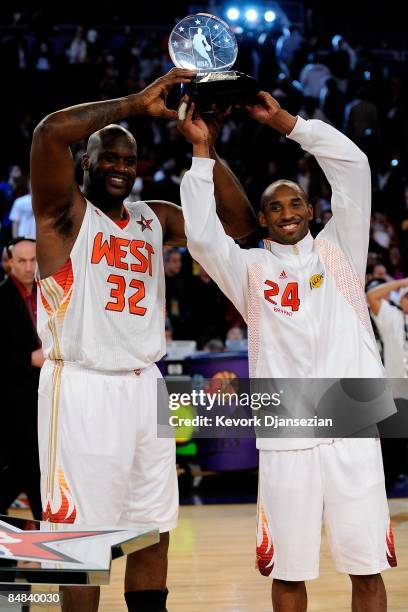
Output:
[30,67,255,612]
[178,93,395,611]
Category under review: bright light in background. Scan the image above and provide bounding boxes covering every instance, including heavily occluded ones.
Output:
[227,7,240,20]
[264,10,276,22]
[245,8,258,22]
[391,159,399,167]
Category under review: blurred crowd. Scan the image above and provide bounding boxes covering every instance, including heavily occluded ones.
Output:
[0,5,407,352]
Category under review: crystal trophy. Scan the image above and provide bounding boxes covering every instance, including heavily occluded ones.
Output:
[169,13,260,117]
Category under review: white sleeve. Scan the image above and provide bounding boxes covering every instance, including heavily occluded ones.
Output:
[372,300,400,337]
[288,117,371,283]
[181,157,249,321]
[9,199,22,223]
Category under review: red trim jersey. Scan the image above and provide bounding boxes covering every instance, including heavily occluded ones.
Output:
[37,200,165,370]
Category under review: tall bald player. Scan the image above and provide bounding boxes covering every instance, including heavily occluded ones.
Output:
[31,68,255,612]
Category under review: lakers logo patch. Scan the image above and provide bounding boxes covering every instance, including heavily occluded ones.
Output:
[310,272,324,290]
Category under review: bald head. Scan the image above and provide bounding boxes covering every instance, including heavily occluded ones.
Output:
[82,124,138,208]
[260,180,308,213]
[9,239,36,288]
[86,124,137,156]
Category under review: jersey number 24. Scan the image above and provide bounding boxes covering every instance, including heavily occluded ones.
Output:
[264,281,300,311]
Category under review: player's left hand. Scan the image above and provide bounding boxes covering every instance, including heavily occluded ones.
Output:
[177,101,210,145]
[241,91,281,125]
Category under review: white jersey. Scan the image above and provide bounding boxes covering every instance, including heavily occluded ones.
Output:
[37,199,165,371]
[181,117,385,450]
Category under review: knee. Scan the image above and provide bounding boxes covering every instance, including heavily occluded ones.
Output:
[273,579,306,590]
[349,573,383,594]
[152,532,169,556]
[129,532,169,562]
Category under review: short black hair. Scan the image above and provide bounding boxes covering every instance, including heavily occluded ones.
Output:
[260,180,308,213]
[6,236,36,258]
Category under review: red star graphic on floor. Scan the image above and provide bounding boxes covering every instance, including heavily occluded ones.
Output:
[0,522,119,564]
[137,215,153,231]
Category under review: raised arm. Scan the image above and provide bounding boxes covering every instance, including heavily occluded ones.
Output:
[30,68,196,274]
[177,103,249,319]
[154,110,256,246]
[244,92,371,283]
[367,278,408,316]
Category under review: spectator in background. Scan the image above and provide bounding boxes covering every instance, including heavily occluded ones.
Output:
[164,247,190,339]
[1,246,12,281]
[203,339,225,353]
[344,86,378,146]
[328,35,356,92]
[374,156,406,225]
[319,78,345,128]
[225,325,247,351]
[0,237,44,519]
[275,26,304,76]
[371,212,397,251]
[295,156,312,198]
[367,280,408,493]
[389,246,405,279]
[188,265,229,349]
[372,263,394,283]
[165,317,173,342]
[67,26,87,64]
[9,181,35,238]
[298,53,331,99]
[33,39,54,72]
[0,165,25,243]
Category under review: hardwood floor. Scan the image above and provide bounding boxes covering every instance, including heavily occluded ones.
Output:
[9,499,408,611]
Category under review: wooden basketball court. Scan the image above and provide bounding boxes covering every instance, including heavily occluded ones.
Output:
[102,500,408,611]
[11,499,408,611]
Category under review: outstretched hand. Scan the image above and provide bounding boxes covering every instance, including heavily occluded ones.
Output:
[242,91,281,125]
[177,101,210,146]
[241,91,297,134]
[138,68,196,119]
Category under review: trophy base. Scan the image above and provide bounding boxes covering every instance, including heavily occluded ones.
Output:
[181,71,260,115]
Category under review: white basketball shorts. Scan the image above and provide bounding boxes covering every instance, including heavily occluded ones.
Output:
[256,437,396,580]
[38,360,178,532]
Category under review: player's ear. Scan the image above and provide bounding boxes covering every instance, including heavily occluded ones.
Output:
[258,210,267,228]
[82,154,90,171]
[307,203,313,221]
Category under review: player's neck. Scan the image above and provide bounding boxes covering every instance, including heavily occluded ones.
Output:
[83,187,125,221]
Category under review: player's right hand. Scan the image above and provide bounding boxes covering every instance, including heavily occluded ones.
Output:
[177,101,210,145]
[137,68,197,120]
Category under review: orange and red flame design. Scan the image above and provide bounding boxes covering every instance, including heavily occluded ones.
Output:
[43,468,77,524]
[256,505,274,576]
[386,518,397,567]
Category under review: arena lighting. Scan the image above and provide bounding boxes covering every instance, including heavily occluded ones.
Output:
[391,159,399,167]
[245,8,258,22]
[264,10,276,22]
[226,7,240,20]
